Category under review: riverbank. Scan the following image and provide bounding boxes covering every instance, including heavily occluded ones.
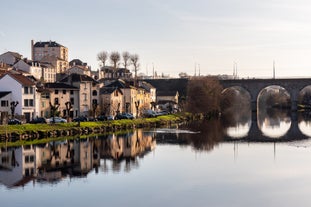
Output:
[0,113,194,143]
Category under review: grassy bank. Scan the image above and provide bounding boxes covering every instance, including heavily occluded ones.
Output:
[0,113,194,144]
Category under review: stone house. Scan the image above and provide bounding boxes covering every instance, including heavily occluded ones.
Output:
[59,73,99,117]
[31,40,69,73]
[99,87,123,116]
[42,83,80,118]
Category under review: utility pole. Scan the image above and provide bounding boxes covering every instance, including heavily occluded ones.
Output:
[273,60,276,79]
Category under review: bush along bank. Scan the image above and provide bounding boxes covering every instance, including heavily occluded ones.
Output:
[0,113,195,143]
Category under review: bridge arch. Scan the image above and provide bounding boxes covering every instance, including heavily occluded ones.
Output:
[220,78,311,111]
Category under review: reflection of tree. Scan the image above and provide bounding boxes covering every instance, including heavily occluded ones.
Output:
[221,87,251,128]
[156,120,224,152]
[257,108,291,129]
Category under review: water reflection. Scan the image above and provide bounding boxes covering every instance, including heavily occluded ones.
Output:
[298,112,311,137]
[257,108,291,138]
[0,129,156,188]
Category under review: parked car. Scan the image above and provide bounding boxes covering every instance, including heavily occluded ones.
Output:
[156,110,169,116]
[47,117,67,123]
[29,117,47,124]
[8,118,22,125]
[115,113,134,120]
[107,115,114,120]
[142,110,158,118]
[96,115,107,121]
[72,116,88,122]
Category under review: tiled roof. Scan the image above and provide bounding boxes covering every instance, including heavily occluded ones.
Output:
[7,51,23,59]
[3,72,35,86]
[0,91,11,99]
[45,82,79,89]
[60,73,98,83]
[100,87,123,95]
[105,79,135,89]
[33,41,65,48]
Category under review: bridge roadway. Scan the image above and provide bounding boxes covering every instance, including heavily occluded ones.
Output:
[223,112,310,142]
[219,78,311,111]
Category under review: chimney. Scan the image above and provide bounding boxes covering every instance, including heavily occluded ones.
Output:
[31,40,34,60]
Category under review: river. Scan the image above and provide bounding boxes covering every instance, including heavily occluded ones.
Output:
[1,109,311,207]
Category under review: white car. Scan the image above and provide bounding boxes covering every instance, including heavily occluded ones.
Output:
[47,117,67,123]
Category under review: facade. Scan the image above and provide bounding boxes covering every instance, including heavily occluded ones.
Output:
[67,65,91,76]
[104,79,139,116]
[31,40,69,73]
[99,87,123,116]
[13,59,42,80]
[0,72,36,121]
[59,74,99,117]
[98,66,131,80]
[44,83,80,118]
[0,92,11,123]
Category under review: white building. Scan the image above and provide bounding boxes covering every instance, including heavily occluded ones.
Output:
[0,72,37,121]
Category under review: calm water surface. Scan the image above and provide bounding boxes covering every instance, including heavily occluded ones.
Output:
[2,110,311,207]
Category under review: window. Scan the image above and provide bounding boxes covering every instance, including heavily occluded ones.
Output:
[55,90,58,94]
[29,87,34,94]
[25,155,34,163]
[92,99,97,104]
[24,87,29,94]
[70,98,74,105]
[63,90,66,94]
[92,90,97,96]
[1,100,8,107]
[55,98,59,105]
[70,90,74,95]
[83,93,87,101]
[24,99,34,107]
[41,93,50,99]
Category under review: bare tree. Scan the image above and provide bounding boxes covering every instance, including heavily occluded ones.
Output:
[97,51,108,67]
[186,76,223,118]
[122,51,130,69]
[110,51,121,69]
[130,54,140,86]
[10,101,19,119]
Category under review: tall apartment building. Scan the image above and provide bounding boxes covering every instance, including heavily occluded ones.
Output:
[31,40,69,73]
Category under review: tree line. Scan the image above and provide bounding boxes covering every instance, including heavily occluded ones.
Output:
[97,51,140,79]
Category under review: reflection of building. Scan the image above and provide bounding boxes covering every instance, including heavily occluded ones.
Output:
[0,130,156,188]
[0,145,35,188]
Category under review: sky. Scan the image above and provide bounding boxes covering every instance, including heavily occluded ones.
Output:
[1,0,311,78]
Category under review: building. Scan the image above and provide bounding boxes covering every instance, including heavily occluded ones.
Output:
[0,91,11,123]
[31,40,69,73]
[99,87,123,116]
[0,72,37,121]
[0,51,23,66]
[59,73,99,117]
[13,59,42,80]
[98,66,132,80]
[43,83,80,118]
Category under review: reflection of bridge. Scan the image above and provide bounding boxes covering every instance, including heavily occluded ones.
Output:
[220,78,311,111]
[224,112,310,141]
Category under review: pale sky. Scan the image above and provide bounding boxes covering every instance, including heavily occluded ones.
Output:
[1,0,311,78]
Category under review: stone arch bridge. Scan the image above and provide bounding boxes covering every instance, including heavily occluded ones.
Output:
[219,78,311,111]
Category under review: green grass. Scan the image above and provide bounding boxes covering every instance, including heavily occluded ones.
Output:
[0,113,192,143]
